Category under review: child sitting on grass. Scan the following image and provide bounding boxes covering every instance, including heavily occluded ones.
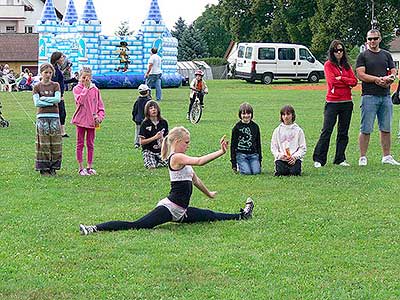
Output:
[270,105,306,176]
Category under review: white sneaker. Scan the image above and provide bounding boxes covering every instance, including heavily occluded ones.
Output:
[338,161,350,167]
[358,156,367,166]
[314,161,322,168]
[382,155,400,165]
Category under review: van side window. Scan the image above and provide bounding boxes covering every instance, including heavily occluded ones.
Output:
[258,48,275,60]
[278,48,295,60]
[238,46,245,58]
[300,48,315,63]
[245,47,253,59]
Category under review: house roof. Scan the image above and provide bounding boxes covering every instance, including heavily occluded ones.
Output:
[0,33,38,61]
[389,37,400,52]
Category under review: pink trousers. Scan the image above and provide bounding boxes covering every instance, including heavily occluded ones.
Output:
[76,126,95,164]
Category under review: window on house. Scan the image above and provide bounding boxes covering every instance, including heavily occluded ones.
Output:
[25,26,33,33]
[7,0,14,5]
[6,26,16,32]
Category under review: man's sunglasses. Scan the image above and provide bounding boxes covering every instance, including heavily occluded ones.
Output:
[367,37,379,41]
[333,49,344,53]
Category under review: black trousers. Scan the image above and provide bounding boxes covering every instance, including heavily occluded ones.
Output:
[274,159,302,176]
[58,100,66,125]
[95,205,240,231]
[313,102,353,165]
[188,92,204,113]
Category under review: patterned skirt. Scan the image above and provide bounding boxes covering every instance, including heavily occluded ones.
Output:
[35,117,62,171]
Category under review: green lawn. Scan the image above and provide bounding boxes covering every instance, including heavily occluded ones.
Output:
[1,80,399,299]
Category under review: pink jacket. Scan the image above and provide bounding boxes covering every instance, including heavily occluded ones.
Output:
[71,83,105,128]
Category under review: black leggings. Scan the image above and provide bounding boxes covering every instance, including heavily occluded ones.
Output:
[96,205,240,231]
[58,100,66,125]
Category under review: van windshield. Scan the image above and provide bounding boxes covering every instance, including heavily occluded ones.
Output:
[258,48,275,60]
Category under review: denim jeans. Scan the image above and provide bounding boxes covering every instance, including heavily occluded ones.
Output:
[360,95,392,133]
[236,153,261,175]
[146,73,162,101]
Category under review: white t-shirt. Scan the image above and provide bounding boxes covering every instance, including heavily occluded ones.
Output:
[148,54,162,74]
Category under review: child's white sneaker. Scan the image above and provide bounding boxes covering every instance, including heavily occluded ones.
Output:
[338,161,350,167]
[79,168,89,176]
[358,156,367,166]
[382,155,400,165]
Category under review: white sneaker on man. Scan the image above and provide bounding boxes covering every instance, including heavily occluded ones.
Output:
[358,156,367,166]
[338,161,350,167]
[314,162,322,168]
[381,155,400,165]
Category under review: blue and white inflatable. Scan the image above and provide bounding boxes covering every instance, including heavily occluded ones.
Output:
[38,0,181,88]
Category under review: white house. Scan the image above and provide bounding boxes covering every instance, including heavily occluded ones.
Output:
[389,37,400,70]
[0,0,64,33]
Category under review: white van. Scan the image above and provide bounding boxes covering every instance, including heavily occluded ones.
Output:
[235,43,324,84]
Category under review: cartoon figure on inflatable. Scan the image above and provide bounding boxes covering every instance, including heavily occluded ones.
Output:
[115,41,130,72]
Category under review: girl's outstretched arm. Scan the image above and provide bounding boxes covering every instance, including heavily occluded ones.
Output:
[171,136,228,169]
[192,172,216,198]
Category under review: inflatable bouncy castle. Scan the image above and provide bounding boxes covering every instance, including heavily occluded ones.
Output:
[38,0,181,88]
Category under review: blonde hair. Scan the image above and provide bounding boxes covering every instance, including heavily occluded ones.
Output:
[79,66,92,77]
[161,126,190,160]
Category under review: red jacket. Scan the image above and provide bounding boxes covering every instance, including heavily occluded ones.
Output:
[324,60,358,102]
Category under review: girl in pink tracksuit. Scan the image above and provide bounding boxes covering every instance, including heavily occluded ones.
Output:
[71,67,105,176]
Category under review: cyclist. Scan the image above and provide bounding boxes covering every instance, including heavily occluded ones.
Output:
[187,69,208,120]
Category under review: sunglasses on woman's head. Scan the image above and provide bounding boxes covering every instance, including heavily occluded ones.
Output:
[367,37,379,41]
[333,49,344,53]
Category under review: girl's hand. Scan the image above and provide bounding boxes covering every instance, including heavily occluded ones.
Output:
[288,156,296,165]
[208,191,217,199]
[220,135,228,153]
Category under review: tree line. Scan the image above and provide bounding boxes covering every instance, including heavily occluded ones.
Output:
[172,0,400,61]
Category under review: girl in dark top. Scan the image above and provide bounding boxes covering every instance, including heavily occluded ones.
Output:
[79,126,254,235]
[230,103,262,175]
[139,100,169,169]
[50,51,68,137]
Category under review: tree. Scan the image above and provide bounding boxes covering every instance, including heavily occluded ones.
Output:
[193,4,232,58]
[179,26,209,61]
[171,17,188,41]
[114,20,133,37]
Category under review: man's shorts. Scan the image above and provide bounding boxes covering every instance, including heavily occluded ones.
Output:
[360,95,392,134]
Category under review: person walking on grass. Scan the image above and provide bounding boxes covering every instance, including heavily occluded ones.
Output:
[132,84,152,149]
[271,105,306,176]
[356,29,399,166]
[33,63,62,176]
[230,102,262,175]
[313,40,358,168]
[139,100,169,169]
[80,126,254,235]
[71,67,105,176]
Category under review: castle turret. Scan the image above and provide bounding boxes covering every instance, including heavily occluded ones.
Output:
[147,0,163,24]
[77,0,101,72]
[37,0,60,64]
[63,0,78,25]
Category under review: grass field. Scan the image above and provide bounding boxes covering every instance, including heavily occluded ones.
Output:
[1,80,400,299]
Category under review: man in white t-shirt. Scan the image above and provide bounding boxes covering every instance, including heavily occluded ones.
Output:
[145,48,162,101]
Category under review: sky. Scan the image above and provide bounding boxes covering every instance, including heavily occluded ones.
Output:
[74,0,219,35]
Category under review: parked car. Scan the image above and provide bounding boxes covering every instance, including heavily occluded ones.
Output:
[235,42,324,84]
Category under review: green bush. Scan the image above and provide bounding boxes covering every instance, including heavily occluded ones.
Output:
[196,57,228,66]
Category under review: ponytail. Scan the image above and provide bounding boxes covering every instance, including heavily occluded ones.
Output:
[161,135,170,160]
[160,126,190,160]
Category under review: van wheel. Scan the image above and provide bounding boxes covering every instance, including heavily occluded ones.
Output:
[308,72,319,83]
[262,73,273,85]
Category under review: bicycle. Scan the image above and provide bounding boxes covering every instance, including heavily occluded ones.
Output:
[189,91,203,124]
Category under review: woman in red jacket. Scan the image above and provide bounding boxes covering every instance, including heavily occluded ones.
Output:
[313,40,358,168]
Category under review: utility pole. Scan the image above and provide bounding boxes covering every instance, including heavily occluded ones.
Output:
[370,0,378,29]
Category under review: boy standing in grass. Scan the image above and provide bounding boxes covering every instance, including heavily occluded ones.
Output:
[132,84,152,149]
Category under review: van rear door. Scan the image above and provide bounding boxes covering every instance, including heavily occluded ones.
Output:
[236,45,256,81]
[276,47,297,79]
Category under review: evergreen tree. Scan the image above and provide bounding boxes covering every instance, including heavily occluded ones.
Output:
[171,17,188,41]
[179,26,209,61]
[114,20,133,37]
